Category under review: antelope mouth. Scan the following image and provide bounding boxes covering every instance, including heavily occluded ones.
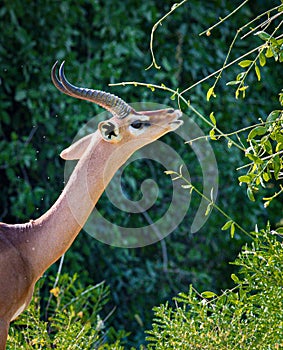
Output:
[169,110,183,129]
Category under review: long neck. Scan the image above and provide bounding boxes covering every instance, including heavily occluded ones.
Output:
[29,133,135,278]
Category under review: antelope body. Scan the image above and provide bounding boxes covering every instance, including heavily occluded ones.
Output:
[0,61,182,349]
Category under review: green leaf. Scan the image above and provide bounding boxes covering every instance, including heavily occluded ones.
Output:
[238,60,252,68]
[259,51,266,66]
[247,187,255,201]
[247,126,267,141]
[267,110,280,122]
[261,139,273,155]
[238,85,249,99]
[205,202,213,216]
[221,220,233,230]
[209,112,216,126]
[273,155,281,180]
[276,227,283,234]
[207,86,216,101]
[246,153,263,164]
[226,80,241,86]
[265,46,273,58]
[231,273,240,283]
[238,175,251,183]
[170,93,176,100]
[236,72,246,81]
[256,31,271,41]
[170,89,178,101]
[230,222,235,238]
[209,128,217,140]
[263,172,270,182]
[201,291,217,299]
[255,65,261,81]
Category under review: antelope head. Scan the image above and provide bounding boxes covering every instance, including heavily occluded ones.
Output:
[52,61,183,160]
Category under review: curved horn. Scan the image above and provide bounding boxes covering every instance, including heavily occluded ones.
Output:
[51,61,75,98]
[51,61,134,119]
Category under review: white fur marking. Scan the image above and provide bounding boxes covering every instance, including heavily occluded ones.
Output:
[11,303,26,320]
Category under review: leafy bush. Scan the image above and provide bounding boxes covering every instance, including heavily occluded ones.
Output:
[8,271,127,349]
[146,227,283,349]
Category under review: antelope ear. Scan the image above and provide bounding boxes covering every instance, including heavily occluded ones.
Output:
[99,120,122,143]
[60,134,94,160]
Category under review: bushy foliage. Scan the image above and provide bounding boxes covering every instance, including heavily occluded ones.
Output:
[8,272,127,349]
[146,228,283,349]
[239,101,283,205]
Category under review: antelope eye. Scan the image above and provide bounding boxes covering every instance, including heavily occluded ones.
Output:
[131,120,143,129]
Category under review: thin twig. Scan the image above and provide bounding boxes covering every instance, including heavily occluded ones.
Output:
[241,11,283,39]
[24,125,38,146]
[180,42,262,96]
[45,254,65,319]
[169,171,251,238]
[186,120,270,145]
[180,30,283,97]
[199,0,249,36]
[236,150,283,171]
[146,0,188,70]
[61,281,105,312]
[109,80,246,151]
[240,4,282,39]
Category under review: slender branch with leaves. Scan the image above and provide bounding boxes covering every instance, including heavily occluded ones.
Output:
[110,0,283,207]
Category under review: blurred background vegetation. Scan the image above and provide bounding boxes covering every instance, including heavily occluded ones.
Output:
[0,0,282,348]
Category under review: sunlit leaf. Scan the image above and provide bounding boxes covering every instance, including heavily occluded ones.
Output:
[255,65,261,81]
[265,46,273,58]
[226,80,241,86]
[209,112,216,126]
[231,273,240,283]
[206,86,216,101]
[263,172,270,182]
[201,291,217,299]
[273,155,281,180]
[246,153,263,164]
[267,110,280,122]
[238,175,251,183]
[221,220,233,230]
[209,128,217,140]
[238,60,252,68]
[259,51,266,66]
[256,31,271,41]
[205,203,213,216]
[247,187,255,201]
[247,126,267,141]
[230,222,235,238]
